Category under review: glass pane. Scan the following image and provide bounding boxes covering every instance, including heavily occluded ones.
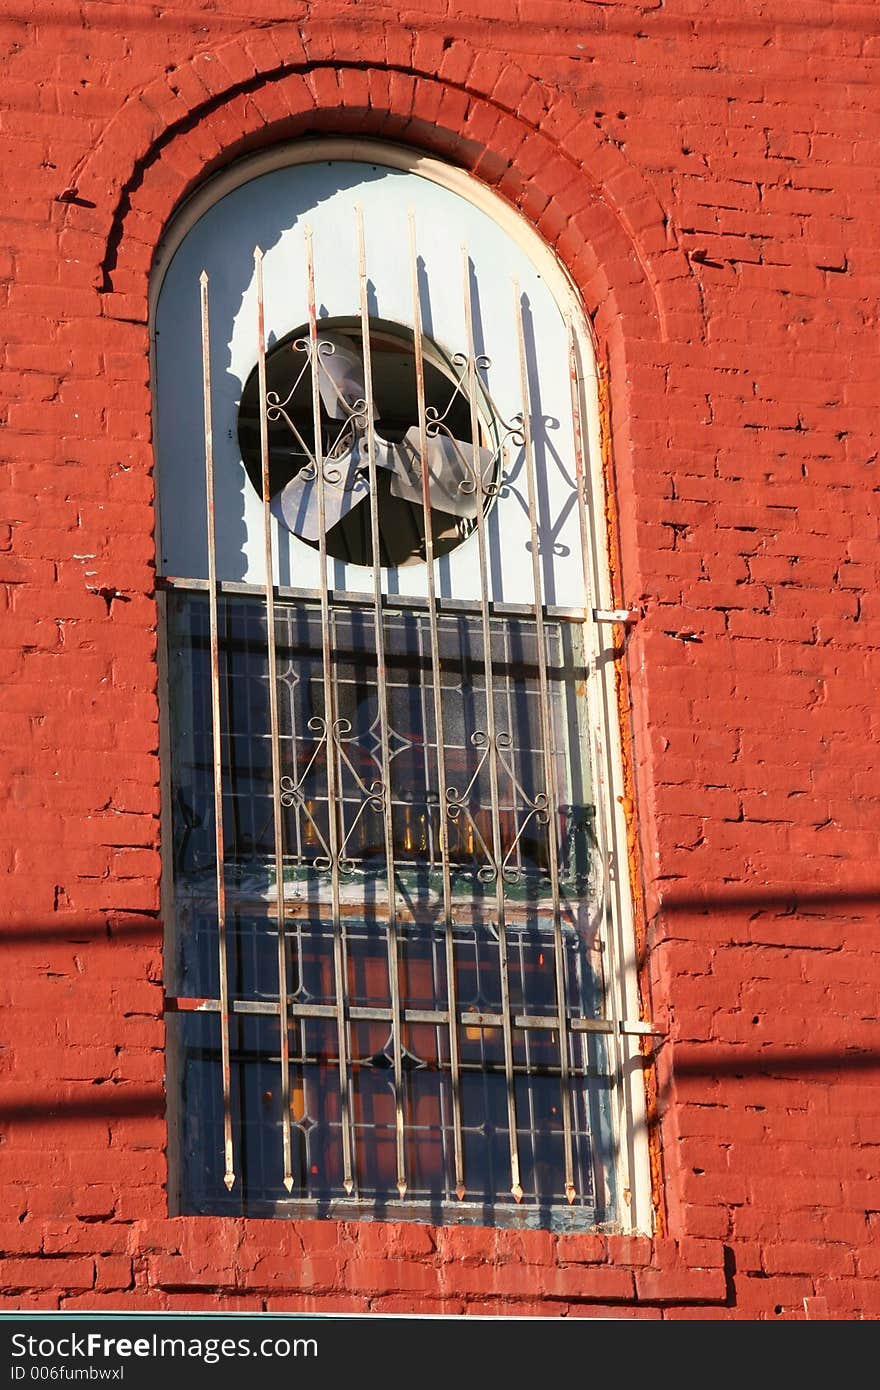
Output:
[166,589,614,1228]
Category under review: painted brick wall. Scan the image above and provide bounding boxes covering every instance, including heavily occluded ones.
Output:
[1,1,878,1321]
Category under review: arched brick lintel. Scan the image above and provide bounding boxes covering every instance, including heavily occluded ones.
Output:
[62,21,701,369]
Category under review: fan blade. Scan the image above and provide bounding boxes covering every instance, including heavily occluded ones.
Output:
[378,427,491,518]
[271,446,370,542]
[315,331,379,422]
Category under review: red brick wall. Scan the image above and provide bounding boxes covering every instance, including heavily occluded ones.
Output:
[1,4,878,1321]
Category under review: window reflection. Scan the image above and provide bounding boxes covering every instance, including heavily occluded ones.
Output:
[168,591,614,1226]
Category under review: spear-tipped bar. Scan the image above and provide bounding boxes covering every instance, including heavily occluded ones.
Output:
[304,228,356,1197]
[255,247,294,1192]
[409,211,466,1202]
[199,270,235,1194]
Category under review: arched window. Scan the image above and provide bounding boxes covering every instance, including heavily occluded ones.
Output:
[154,143,652,1232]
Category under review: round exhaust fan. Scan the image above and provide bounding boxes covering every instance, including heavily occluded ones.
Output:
[237,319,498,568]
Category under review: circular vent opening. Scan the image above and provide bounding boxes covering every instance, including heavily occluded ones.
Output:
[237,318,498,568]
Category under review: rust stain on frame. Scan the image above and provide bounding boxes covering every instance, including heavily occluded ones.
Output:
[596,354,666,1239]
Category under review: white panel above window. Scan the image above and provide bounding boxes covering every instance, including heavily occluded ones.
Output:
[154,159,585,607]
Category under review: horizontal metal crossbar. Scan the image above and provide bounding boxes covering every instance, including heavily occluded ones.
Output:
[158,573,588,625]
[592,607,639,625]
[165,995,662,1038]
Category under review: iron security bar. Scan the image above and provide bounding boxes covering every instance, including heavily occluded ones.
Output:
[166,994,660,1038]
[409,209,465,1200]
[255,249,294,1192]
[356,206,407,1198]
[513,280,576,1203]
[461,243,522,1204]
[303,228,356,1196]
[198,271,235,1193]
[157,575,588,625]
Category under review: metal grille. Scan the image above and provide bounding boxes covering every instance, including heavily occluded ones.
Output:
[161,212,639,1229]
